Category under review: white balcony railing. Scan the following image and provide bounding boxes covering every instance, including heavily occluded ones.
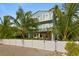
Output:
[38,28,49,32]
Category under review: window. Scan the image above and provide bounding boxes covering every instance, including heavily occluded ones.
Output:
[34,34,36,37]
[40,34,42,37]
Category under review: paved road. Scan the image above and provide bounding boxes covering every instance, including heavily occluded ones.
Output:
[0,44,63,56]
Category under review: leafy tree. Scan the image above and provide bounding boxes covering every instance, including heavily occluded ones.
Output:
[0,16,14,39]
[52,4,79,41]
[10,7,38,45]
[13,7,38,39]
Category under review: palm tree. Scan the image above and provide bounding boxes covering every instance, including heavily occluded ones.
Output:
[0,16,14,39]
[12,7,38,45]
[51,4,79,54]
[52,3,79,41]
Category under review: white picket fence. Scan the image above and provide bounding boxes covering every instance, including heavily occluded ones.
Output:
[0,39,71,52]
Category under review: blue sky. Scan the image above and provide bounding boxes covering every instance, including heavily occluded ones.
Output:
[0,3,63,18]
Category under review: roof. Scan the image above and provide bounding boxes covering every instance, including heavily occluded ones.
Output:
[49,7,54,11]
[32,10,49,16]
[32,7,54,16]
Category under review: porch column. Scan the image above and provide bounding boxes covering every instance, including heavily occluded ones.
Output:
[51,33,54,41]
[38,33,40,38]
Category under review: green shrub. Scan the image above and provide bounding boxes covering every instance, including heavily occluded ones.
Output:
[65,41,79,56]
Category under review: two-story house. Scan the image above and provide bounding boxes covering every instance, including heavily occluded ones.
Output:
[32,9,54,40]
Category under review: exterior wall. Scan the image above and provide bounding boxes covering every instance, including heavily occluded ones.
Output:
[0,39,74,52]
[38,23,53,31]
[32,10,53,31]
[32,10,54,40]
[32,11,53,22]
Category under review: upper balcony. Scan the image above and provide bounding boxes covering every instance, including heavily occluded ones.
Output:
[32,10,53,22]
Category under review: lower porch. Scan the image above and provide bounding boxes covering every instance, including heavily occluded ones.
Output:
[33,31,53,40]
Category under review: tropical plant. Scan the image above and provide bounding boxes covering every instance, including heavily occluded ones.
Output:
[0,16,14,39]
[11,7,38,45]
[12,7,38,39]
[52,3,79,41]
[65,41,79,56]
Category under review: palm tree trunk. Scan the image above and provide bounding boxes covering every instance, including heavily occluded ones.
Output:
[63,18,69,41]
[63,34,67,40]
